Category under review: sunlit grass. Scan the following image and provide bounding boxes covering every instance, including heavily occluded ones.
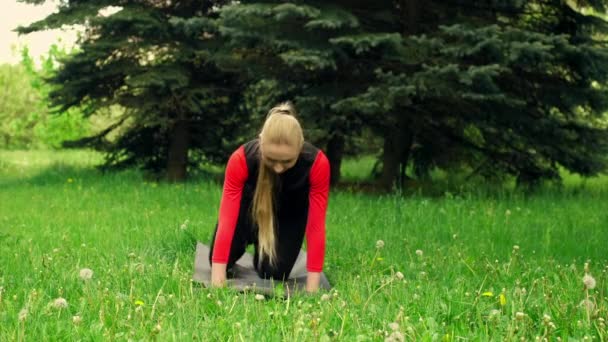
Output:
[0,150,606,340]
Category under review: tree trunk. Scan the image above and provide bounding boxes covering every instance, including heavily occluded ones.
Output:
[167,119,189,182]
[379,115,414,191]
[325,134,345,186]
[399,133,414,187]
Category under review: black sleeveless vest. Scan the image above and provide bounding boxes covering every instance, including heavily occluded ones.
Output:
[241,139,320,234]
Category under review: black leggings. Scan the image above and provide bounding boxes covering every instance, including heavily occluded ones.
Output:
[208,219,306,280]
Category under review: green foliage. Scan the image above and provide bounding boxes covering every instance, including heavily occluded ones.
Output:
[14,0,608,188]
[0,46,90,149]
[17,1,244,178]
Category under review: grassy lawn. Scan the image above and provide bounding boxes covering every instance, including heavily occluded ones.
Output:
[0,149,607,340]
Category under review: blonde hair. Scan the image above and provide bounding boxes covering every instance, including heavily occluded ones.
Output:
[252,102,304,266]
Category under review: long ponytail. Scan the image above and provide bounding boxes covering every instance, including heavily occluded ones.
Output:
[252,102,304,266]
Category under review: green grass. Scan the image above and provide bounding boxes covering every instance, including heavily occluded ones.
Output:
[1,150,607,340]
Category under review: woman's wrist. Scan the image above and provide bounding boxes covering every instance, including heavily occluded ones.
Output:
[306,272,321,292]
[211,262,227,287]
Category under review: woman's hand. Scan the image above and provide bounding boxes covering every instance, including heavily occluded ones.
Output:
[306,272,321,293]
[211,263,227,287]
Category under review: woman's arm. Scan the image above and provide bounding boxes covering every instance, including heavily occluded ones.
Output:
[305,151,330,292]
[210,147,248,286]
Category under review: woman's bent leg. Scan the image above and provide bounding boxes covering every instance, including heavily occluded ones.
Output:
[208,222,254,271]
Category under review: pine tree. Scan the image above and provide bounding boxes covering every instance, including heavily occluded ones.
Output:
[215,0,402,184]
[333,0,608,188]
[17,0,242,180]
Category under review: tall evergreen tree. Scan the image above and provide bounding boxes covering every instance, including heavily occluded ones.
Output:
[334,0,608,188]
[17,0,242,180]
[215,1,402,185]
[216,0,608,189]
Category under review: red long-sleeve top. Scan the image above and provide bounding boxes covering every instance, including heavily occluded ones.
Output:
[211,146,330,272]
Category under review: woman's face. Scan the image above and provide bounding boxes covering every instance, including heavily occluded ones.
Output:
[260,142,300,174]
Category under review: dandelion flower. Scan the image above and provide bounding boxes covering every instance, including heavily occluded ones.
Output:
[488,309,501,320]
[134,300,144,306]
[180,219,189,230]
[579,299,595,312]
[53,297,68,309]
[376,240,385,249]
[512,245,520,251]
[255,294,265,301]
[415,249,423,257]
[395,271,404,280]
[18,308,28,322]
[388,322,399,331]
[481,291,494,297]
[79,268,93,281]
[583,274,596,289]
[515,312,525,320]
[72,315,82,325]
[499,293,507,306]
[385,331,404,342]
[321,294,330,301]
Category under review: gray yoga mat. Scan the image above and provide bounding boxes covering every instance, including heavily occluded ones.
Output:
[192,242,331,295]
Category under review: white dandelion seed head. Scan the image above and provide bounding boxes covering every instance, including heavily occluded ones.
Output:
[579,299,596,312]
[515,312,525,320]
[513,245,520,250]
[255,294,265,301]
[385,331,404,342]
[388,322,399,331]
[79,268,93,281]
[489,309,501,320]
[321,294,330,301]
[72,315,82,325]
[18,308,28,322]
[583,274,596,289]
[376,240,385,249]
[505,209,512,216]
[153,324,162,333]
[395,271,404,280]
[53,297,68,309]
[180,219,189,230]
[415,249,423,257]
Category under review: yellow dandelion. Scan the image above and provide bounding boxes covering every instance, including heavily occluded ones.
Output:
[499,293,507,306]
[134,300,144,306]
[481,291,494,297]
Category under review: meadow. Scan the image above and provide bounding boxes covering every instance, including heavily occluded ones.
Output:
[0,150,607,341]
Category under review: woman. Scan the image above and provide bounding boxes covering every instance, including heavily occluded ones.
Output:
[209,102,330,293]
